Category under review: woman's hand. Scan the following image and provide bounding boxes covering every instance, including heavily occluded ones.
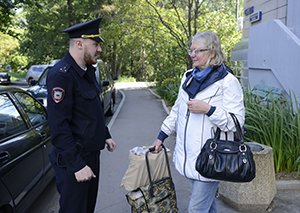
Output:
[152,139,163,153]
[187,98,211,114]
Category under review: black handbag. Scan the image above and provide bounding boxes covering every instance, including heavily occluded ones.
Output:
[195,113,256,182]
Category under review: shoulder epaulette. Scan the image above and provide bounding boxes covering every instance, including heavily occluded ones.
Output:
[58,63,71,74]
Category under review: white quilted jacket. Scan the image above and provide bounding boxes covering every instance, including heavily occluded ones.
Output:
[161,70,245,181]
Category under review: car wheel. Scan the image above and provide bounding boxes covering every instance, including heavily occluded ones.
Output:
[106,96,114,116]
[27,78,32,86]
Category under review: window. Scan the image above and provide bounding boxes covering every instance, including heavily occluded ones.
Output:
[230,60,249,88]
[38,67,50,86]
[0,94,27,140]
[97,61,106,83]
[14,92,47,127]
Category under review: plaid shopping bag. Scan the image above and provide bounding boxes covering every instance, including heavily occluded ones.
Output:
[126,145,178,213]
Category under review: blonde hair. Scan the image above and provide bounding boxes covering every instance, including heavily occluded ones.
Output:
[193,31,226,67]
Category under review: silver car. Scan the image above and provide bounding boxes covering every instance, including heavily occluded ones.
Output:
[25,65,48,85]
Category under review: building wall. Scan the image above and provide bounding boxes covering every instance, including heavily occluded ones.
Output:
[246,0,300,104]
[287,0,300,38]
[231,0,300,106]
[243,0,287,39]
[248,20,300,96]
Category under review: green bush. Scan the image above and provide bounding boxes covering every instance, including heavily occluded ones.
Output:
[155,78,181,106]
[244,88,300,174]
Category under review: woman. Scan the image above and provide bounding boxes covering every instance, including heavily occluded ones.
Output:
[152,31,245,213]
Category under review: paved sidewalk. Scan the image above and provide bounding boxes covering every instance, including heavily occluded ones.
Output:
[95,87,190,212]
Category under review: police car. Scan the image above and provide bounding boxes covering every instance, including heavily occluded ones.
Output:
[27,59,116,116]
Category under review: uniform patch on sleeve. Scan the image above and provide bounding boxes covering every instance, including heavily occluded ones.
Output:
[52,87,65,103]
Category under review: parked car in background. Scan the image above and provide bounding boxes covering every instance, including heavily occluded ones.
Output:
[94,59,117,116]
[28,59,117,115]
[0,86,54,213]
[49,59,60,66]
[0,73,11,85]
[25,65,48,86]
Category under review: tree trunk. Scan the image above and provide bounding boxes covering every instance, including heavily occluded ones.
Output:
[67,0,76,25]
[187,55,193,70]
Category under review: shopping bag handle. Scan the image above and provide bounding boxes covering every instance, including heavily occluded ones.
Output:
[145,144,173,197]
[148,146,156,152]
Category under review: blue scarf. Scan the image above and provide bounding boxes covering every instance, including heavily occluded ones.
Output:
[192,66,213,81]
[182,64,230,99]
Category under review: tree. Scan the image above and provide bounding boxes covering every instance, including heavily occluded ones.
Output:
[99,0,187,81]
[99,0,243,82]
[145,0,243,69]
[0,10,27,72]
[12,0,243,81]
[19,0,107,66]
[0,0,42,35]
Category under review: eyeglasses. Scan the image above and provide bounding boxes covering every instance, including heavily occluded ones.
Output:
[188,48,209,55]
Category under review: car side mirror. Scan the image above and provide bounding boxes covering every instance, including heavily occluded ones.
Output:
[30,79,38,86]
[102,80,110,87]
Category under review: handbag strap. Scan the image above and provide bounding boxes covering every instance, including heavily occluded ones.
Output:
[214,113,243,143]
[229,112,244,143]
[145,144,173,197]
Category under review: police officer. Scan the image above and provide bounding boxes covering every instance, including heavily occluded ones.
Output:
[47,17,117,213]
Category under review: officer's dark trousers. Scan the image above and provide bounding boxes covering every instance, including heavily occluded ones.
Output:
[52,152,100,213]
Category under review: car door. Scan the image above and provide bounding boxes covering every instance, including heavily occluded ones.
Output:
[12,91,51,212]
[0,92,44,212]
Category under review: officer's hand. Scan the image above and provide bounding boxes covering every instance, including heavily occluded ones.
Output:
[106,138,116,152]
[74,165,96,182]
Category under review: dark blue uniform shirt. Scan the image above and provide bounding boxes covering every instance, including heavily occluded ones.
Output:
[47,51,111,174]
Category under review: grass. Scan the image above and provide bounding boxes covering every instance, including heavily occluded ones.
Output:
[8,71,27,81]
[115,76,136,82]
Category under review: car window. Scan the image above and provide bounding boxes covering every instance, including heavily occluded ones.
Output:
[35,67,45,72]
[14,92,47,127]
[31,66,46,72]
[38,67,50,86]
[97,62,106,83]
[0,94,27,140]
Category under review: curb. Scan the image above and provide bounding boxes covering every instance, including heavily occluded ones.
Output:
[107,89,125,130]
[148,89,170,115]
[276,180,300,190]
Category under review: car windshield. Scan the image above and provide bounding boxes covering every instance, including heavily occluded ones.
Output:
[38,67,51,86]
